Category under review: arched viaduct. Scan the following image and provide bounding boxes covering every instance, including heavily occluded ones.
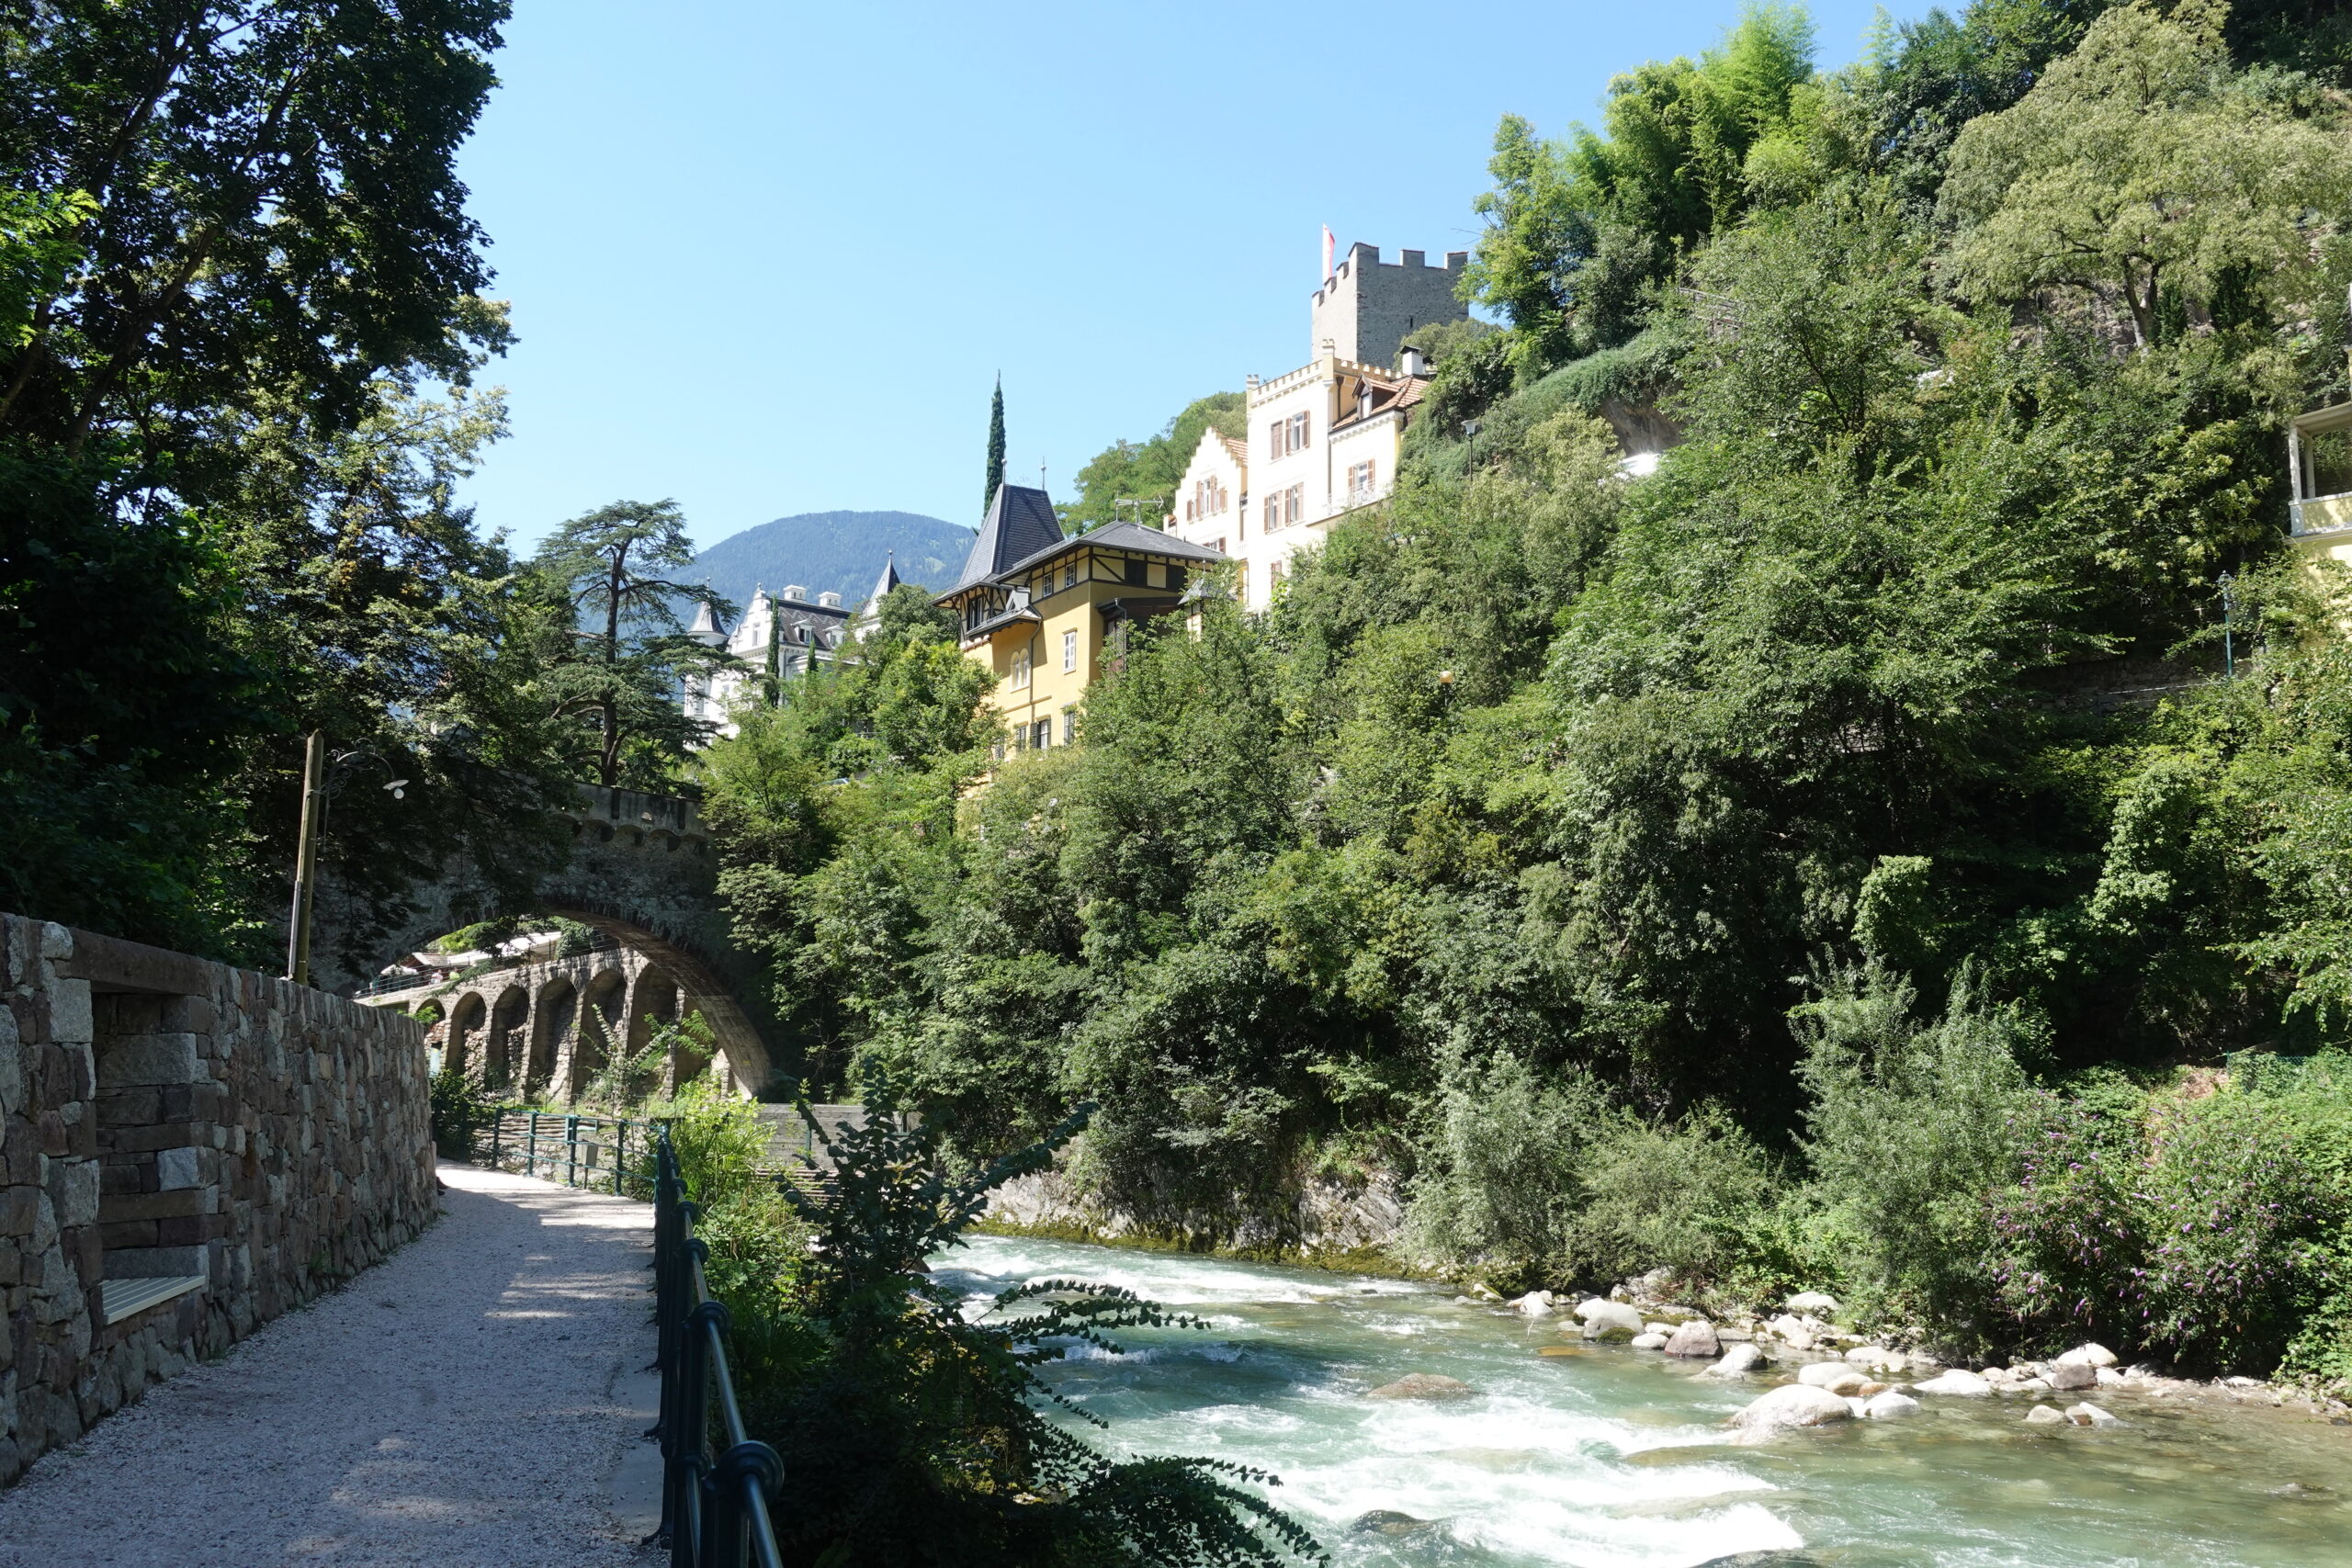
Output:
[313,786,781,1100]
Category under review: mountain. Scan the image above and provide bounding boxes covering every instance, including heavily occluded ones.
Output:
[684,510,973,615]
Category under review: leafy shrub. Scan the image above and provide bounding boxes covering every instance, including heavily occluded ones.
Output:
[1569,1106,1785,1289]
[427,1066,494,1160]
[641,1066,770,1206]
[1402,1051,1606,1289]
[1795,963,2039,1347]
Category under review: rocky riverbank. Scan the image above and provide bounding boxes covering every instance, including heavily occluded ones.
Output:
[1484,1273,2352,1437]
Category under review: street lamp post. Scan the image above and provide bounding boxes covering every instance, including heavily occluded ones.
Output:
[2219,570,2238,680]
[284,735,409,988]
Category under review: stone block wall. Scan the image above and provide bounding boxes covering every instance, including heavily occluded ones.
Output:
[0,913,435,1484]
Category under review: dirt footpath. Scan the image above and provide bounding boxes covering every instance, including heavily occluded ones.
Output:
[0,1162,659,1567]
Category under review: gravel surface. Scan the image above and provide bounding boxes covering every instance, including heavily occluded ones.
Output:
[0,1161,659,1567]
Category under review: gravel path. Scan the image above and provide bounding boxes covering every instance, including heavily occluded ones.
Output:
[0,1162,659,1568]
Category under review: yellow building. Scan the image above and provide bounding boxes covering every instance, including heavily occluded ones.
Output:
[938,482,1227,753]
[2290,401,2352,576]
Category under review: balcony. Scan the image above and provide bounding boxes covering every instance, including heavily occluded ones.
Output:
[2290,403,2352,537]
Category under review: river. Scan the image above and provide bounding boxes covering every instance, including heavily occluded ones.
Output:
[933,1233,2352,1568]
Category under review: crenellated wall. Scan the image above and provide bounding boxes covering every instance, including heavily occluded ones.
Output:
[0,914,435,1485]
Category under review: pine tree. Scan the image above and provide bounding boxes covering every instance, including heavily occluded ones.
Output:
[983,374,1006,518]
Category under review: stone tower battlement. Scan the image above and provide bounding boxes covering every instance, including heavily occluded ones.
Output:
[1310,243,1469,367]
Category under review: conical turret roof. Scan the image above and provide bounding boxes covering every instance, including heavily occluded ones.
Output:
[948,482,1062,593]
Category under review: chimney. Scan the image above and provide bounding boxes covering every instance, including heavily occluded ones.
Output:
[1399,344,1428,378]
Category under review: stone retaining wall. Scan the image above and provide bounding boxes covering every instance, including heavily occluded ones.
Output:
[0,913,435,1484]
[983,1155,1406,1267]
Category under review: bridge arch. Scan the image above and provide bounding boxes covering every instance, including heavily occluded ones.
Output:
[321,786,785,1100]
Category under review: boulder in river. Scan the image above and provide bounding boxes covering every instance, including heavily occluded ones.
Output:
[1513,1290,1556,1318]
[1785,1291,1840,1315]
[1631,1332,1668,1350]
[1705,1343,1766,1377]
[1366,1374,1475,1402]
[1728,1382,1854,1431]
[2044,1361,2098,1392]
[2025,1404,2067,1425]
[2065,1403,2120,1427]
[1843,1345,1905,1372]
[1862,1391,1920,1419]
[1663,1320,1722,1359]
[2056,1342,2118,1369]
[1796,1362,1867,1396]
[1913,1370,1994,1397]
[1579,1301,1645,1341]
[1350,1510,1436,1537]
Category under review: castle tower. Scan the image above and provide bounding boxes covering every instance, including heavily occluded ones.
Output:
[1309,243,1470,367]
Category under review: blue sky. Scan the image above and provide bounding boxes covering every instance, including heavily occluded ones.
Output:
[457,0,1895,555]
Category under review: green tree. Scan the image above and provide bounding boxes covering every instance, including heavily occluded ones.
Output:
[1940,4,2352,348]
[0,1,510,464]
[984,373,1006,518]
[1061,392,1243,532]
[531,499,731,789]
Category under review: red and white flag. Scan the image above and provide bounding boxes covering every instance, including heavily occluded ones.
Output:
[1322,225,1335,281]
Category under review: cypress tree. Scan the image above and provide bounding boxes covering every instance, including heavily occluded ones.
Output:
[983,375,1006,518]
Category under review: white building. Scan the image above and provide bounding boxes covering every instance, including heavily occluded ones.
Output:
[682,583,849,739]
[1166,242,1463,608]
[683,557,909,739]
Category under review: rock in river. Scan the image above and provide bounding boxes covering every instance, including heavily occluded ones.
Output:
[1513,1290,1556,1318]
[2065,1402,2120,1427]
[1913,1369,1993,1397]
[1664,1320,1722,1359]
[1728,1382,1854,1431]
[1631,1332,1668,1350]
[2025,1404,2068,1425]
[1862,1391,1920,1419]
[2044,1360,2098,1392]
[1366,1374,1475,1402]
[1705,1343,1766,1377]
[1795,1362,1867,1396]
[1351,1510,1436,1537]
[1785,1291,1840,1315]
[1578,1300,1645,1342]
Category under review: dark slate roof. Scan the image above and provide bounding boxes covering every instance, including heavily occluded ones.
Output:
[949,483,1065,593]
[994,520,1228,581]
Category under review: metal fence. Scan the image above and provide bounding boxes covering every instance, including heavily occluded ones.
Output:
[651,1132,785,1567]
[475,1108,655,1196]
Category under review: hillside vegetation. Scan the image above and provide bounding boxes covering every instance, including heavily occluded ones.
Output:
[705,0,2352,1387]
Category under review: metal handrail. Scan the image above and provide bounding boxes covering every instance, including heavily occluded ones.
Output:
[481,1107,655,1196]
[651,1132,785,1567]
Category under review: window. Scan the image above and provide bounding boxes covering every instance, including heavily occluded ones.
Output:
[1125,555,1148,586]
[1283,484,1303,525]
[1267,412,1311,458]
[1213,536,1227,555]
[1167,565,1186,597]
[1062,629,1077,672]
[1033,719,1051,750]
[1011,645,1031,690]
[1064,562,1079,590]
[1348,459,1376,502]
[1288,412,1310,452]
[1061,708,1076,744]
[1268,558,1287,594]
[1268,420,1283,458]
[1263,494,1279,531]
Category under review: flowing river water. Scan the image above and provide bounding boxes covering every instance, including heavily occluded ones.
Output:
[934,1233,2352,1568]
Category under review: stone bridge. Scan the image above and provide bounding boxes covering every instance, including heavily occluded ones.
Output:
[321,786,780,1100]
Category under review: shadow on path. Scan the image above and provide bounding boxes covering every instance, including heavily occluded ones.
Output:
[0,1162,656,1568]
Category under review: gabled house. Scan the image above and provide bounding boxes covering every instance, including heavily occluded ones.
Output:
[938,484,1226,755]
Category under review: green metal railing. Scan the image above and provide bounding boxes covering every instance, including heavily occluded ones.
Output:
[651,1131,784,1567]
[477,1108,657,1197]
